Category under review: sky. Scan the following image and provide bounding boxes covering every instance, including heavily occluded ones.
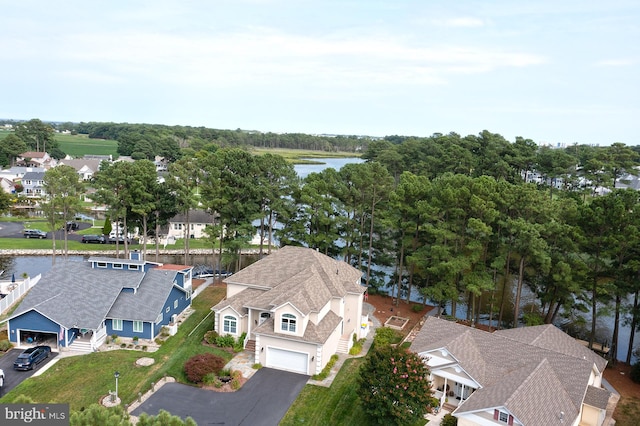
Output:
[1,0,638,146]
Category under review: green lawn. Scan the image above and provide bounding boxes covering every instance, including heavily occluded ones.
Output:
[55,133,119,158]
[281,358,371,426]
[0,130,118,158]
[0,285,228,411]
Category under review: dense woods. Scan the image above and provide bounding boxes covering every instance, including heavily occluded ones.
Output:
[5,119,640,361]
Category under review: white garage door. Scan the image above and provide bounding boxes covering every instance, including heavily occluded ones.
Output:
[267,347,309,375]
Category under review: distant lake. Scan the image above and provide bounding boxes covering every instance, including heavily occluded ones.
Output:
[294,157,364,179]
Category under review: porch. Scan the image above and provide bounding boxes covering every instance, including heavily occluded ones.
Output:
[432,374,476,408]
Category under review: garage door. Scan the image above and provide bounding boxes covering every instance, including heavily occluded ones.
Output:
[266,347,308,375]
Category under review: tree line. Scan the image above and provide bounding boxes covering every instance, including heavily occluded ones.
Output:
[10,119,640,362]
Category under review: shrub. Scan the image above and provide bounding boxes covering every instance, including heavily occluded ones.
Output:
[142,345,148,351]
[214,334,236,348]
[231,369,243,380]
[252,363,263,369]
[213,378,223,388]
[373,327,401,347]
[411,304,424,313]
[120,343,127,348]
[202,373,218,386]
[219,368,231,377]
[133,336,139,343]
[441,414,458,426]
[204,330,219,345]
[184,353,226,383]
[0,340,13,352]
[349,338,366,355]
[312,354,339,380]
[231,378,241,390]
[233,332,247,352]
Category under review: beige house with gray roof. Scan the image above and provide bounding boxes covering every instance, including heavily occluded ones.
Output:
[412,316,617,426]
[212,246,368,375]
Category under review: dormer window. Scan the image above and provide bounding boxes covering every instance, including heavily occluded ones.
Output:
[281,313,297,333]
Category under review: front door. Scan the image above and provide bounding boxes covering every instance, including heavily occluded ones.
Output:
[259,312,271,325]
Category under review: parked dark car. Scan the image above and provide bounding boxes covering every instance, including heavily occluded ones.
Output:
[63,221,79,231]
[23,229,48,239]
[108,235,131,244]
[81,234,106,244]
[13,345,51,371]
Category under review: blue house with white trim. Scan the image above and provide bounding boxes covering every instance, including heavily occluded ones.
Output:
[7,252,193,352]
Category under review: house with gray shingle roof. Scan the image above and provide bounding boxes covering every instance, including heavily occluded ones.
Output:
[7,252,193,353]
[167,209,217,239]
[411,316,617,426]
[21,171,46,198]
[211,245,368,375]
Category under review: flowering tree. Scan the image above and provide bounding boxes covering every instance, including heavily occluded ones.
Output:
[359,344,435,425]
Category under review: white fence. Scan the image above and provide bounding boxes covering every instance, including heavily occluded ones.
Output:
[0,274,41,315]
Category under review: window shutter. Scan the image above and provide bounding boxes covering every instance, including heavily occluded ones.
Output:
[508,414,514,425]
[494,409,499,420]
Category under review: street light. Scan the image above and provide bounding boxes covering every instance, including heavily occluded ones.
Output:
[114,371,120,402]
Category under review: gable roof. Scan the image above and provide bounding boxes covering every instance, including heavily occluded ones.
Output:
[494,324,607,372]
[107,268,179,321]
[57,158,102,173]
[170,209,216,224]
[412,317,608,425]
[218,246,364,315]
[19,151,48,159]
[22,171,46,181]
[10,259,187,328]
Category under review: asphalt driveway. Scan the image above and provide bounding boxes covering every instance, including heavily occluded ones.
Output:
[131,368,308,425]
[0,348,58,397]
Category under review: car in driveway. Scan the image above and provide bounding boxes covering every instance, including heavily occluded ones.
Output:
[13,346,51,371]
[82,234,106,244]
[23,229,48,239]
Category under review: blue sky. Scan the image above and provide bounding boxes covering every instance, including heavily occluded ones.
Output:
[1,0,638,146]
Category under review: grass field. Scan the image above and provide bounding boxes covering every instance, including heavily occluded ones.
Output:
[0,130,119,158]
[54,133,118,157]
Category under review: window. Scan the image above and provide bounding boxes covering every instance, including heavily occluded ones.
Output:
[166,307,170,313]
[97,262,107,268]
[112,319,123,331]
[129,264,139,271]
[499,412,508,422]
[223,315,237,334]
[174,300,178,309]
[133,321,143,333]
[281,313,297,332]
[113,263,123,269]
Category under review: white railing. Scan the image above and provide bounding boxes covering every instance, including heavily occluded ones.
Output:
[0,274,41,315]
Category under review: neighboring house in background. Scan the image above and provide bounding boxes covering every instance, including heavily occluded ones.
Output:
[16,151,57,169]
[212,246,369,375]
[84,154,112,161]
[0,177,15,194]
[7,252,193,353]
[57,158,103,181]
[21,171,46,198]
[411,316,617,426]
[0,167,46,192]
[167,210,217,239]
[154,156,168,172]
